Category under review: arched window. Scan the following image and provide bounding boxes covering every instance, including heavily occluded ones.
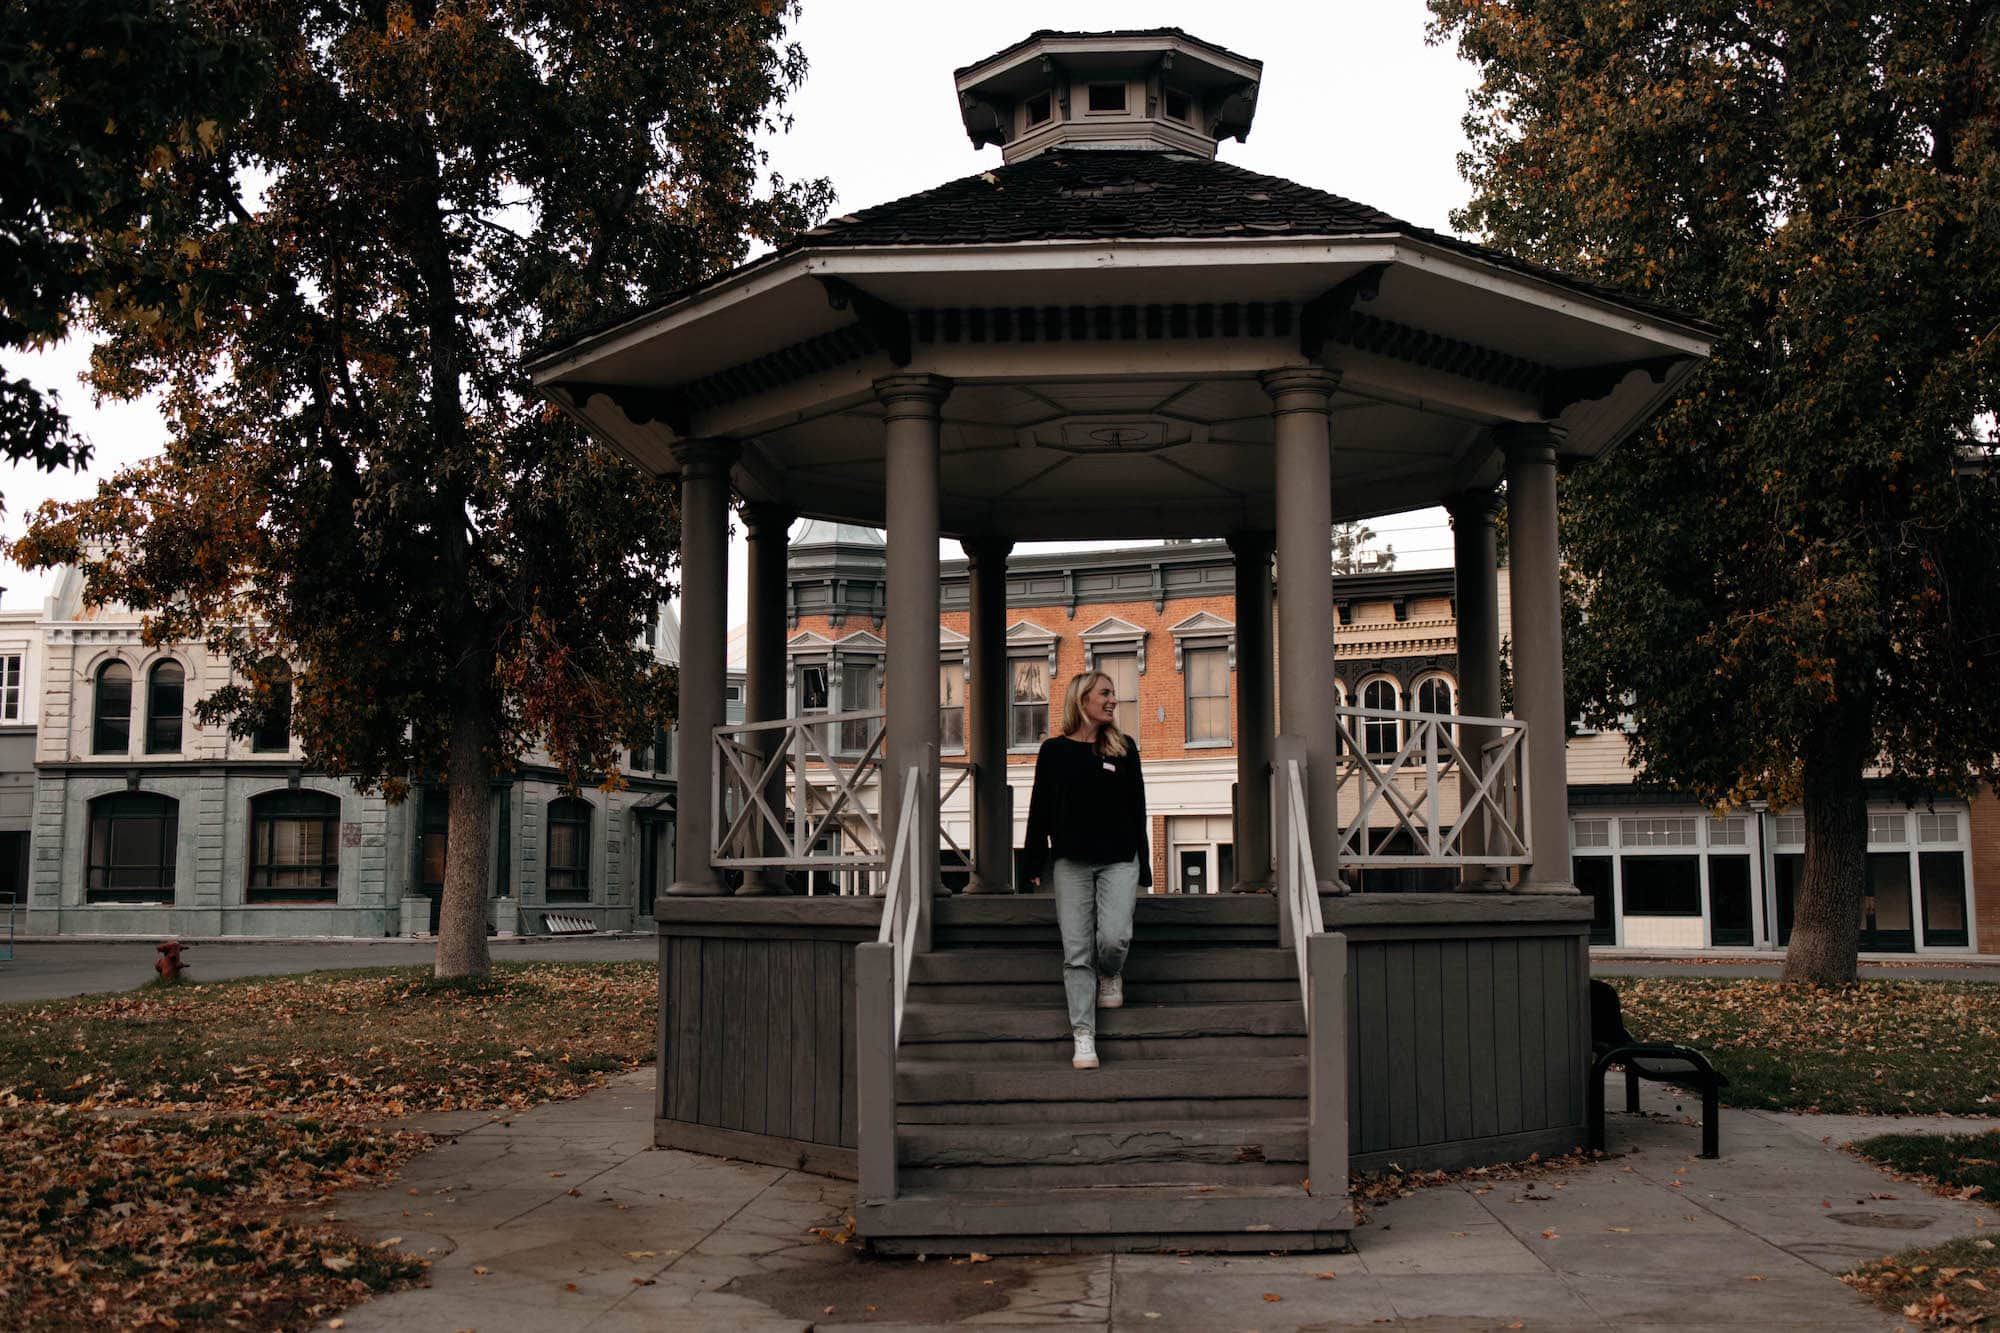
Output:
[93,661,133,755]
[545,797,592,902]
[247,790,341,902]
[1415,675,1454,718]
[1361,678,1401,757]
[86,792,178,902]
[251,659,292,753]
[146,660,185,754]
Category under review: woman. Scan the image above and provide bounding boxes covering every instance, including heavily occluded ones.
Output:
[1022,670,1151,1070]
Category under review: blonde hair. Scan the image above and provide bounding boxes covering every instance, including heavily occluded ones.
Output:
[1060,670,1130,758]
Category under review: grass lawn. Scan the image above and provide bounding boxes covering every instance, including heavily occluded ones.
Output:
[1844,1235,2000,1329]
[1853,1129,2000,1203]
[1605,977,2000,1115]
[0,962,655,1331]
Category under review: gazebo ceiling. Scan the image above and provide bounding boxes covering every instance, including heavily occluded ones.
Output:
[526,38,1716,541]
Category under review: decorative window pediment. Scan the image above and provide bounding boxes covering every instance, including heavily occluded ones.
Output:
[1080,615,1148,674]
[1168,611,1235,671]
[1006,620,1061,677]
[937,625,968,661]
[832,629,886,655]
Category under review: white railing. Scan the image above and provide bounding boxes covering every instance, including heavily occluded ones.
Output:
[1279,756,1326,1017]
[1332,707,1530,867]
[712,710,888,869]
[876,766,926,1043]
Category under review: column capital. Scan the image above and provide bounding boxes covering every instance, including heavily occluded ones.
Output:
[738,500,796,539]
[1445,488,1504,528]
[958,534,1015,566]
[1259,366,1343,410]
[874,372,953,420]
[1495,421,1567,466]
[670,437,740,477]
[1225,529,1276,559]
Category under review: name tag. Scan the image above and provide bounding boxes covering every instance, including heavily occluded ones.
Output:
[1102,761,1116,772]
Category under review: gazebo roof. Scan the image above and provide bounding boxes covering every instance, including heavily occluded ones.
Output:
[526,30,1717,541]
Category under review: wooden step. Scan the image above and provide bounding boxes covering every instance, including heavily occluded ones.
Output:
[912,979,1301,1004]
[900,1000,1305,1043]
[856,1182,1352,1254]
[897,1095,1303,1124]
[908,947,1297,985]
[901,1118,1307,1168]
[896,1055,1306,1105]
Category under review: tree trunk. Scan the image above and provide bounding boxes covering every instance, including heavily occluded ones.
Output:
[434,685,496,978]
[1779,704,1871,985]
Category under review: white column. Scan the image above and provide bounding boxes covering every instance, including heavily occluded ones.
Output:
[737,501,793,895]
[1263,367,1342,892]
[962,535,1015,894]
[1448,489,1504,887]
[668,438,738,897]
[1227,530,1276,892]
[1503,423,1574,892]
[878,374,951,924]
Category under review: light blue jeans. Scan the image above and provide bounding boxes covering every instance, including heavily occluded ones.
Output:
[1050,857,1141,1035]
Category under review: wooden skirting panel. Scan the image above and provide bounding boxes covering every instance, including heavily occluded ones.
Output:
[660,930,858,1156]
[655,1117,857,1179]
[1346,930,1589,1165]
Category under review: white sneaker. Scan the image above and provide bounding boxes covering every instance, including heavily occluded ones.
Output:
[1096,973,1124,1009]
[1071,1029,1099,1069]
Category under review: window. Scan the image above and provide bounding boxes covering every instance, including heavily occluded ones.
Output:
[146,661,185,753]
[1009,656,1048,748]
[251,659,292,752]
[93,661,133,754]
[1098,652,1140,742]
[1621,855,1701,915]
[1572,819,1611,849]
[1708,855,1754,944]
[940,662,966,752]
[86,792,178,903]
[419,787,448,890]
[1774,814,1805,846]
[247,790,340,902]
[1573,855,1615,944]
[1164,88,1192,122]
[1620,816,1698,847]
[838,661,880,755]
[1415,676,1453,717]
[1918,812,1960,843]
[1920,852,1969,946]
[1361,679,1399,756]
[1024,93,1051,126]
[1707,816,1747,847]
[1184,645,1228,744]
[545,797,591,902]
[1868,811,1907,845]
[1087,82,1127,112]
[0,653,20,721]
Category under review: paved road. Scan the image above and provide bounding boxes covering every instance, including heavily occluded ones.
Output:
[0,935,655,1004]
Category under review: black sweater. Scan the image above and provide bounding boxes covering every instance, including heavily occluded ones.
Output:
[1022,735,1152,887]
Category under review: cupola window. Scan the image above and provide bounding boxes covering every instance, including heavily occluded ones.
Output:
[1087,82,1127,113]
[1164,88,1192,123]
[1023,93,1051,127]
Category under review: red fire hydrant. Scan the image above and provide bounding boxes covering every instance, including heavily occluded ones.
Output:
[155,939,190,981]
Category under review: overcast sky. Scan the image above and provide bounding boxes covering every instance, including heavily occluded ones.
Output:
[0,1,1480,618]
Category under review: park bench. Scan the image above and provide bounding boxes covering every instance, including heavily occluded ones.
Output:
[1587,978,1727,1159]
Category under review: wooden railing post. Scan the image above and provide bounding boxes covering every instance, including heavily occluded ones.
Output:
[1307,930,1349,1204]
[855,940,898,1203]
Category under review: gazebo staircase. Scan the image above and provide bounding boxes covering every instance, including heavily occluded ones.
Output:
[855,899,1352,1254]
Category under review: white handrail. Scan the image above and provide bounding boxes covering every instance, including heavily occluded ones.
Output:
[1280,757,1324,1017]
[875,766,926,1043]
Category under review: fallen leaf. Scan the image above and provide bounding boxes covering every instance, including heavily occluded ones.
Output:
[632,1277,656,1286]
[1606,1226,1632,1233]
[625,1250,657,1260]
[969,1252,991,1263]
[1541,1228,1559,1240]
[471,1265,489,1276]
[1315,1271,1337,1280]
[1262,1293,1282,1302]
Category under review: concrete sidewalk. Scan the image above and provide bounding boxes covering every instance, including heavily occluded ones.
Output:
[320,1071,1998,1332]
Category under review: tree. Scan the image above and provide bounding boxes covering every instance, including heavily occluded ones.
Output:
[13,0,831,976]
[1332,520,1394,575]
[1430,1,2000,982]
[1,0,266,485]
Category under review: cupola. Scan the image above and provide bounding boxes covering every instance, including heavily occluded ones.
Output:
[954,28,1261,164]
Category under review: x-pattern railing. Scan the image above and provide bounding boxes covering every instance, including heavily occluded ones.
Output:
[713,709,889,867]
[1332,706,1530,866]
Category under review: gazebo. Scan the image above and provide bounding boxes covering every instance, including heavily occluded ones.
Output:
[527,29,1713,1254]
